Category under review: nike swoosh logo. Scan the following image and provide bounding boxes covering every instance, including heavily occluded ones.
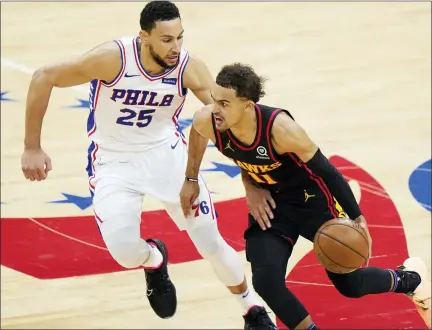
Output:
[242,291,250,298]
[171,140,180,149]
[146,289,153,297]
[124,73,140,78]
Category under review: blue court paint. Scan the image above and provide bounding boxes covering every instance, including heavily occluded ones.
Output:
[408,159,431,212]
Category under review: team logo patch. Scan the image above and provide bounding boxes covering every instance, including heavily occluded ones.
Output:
[162,78,177,85]
[256,145,270,159]
[191,200,210,217]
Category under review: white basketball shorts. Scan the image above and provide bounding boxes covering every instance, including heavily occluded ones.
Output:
[86,134,217,237]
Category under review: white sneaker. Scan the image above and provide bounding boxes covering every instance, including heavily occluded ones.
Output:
[399,257,431,329]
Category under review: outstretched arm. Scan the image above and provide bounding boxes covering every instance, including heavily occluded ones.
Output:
[21,41,122,182]
[24,41,122,150]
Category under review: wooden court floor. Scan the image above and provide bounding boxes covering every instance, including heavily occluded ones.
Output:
[1,2,431,329]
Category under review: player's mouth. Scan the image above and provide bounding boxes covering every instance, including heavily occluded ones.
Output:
[214,116,224,127]
[167,54,179,62]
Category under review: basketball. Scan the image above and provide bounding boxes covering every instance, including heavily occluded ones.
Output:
[313,218,370,274]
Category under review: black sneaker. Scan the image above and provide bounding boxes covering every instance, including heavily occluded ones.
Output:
[243,306,277,330]
[393,268,422,295]
[396,257,430,311]
[144,238,177,319]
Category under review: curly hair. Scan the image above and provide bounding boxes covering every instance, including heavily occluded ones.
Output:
[215,63,266,103]
[140,1,181,32]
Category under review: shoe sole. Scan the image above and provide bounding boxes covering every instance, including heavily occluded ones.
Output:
[400,257,431,329]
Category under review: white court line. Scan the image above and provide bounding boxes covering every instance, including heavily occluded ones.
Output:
[414,168,431,173]
[27,217,107,251]
[1,57,89,94]
[286,280,334,287]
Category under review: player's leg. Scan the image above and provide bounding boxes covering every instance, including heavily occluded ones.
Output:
[89,155,176,319]
[164,176,276,329]
[245,225,318,330]
[299,193,430,327]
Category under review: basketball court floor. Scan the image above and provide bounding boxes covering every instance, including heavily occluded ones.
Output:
[1,2,431,329]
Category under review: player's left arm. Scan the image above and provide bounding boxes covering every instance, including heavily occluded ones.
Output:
[271,112,365,224]
[181,55,214,181]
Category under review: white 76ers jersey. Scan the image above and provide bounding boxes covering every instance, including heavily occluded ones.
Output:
[87,36,190,152]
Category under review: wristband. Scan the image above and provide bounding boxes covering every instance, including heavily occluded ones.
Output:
[185,177,198,182]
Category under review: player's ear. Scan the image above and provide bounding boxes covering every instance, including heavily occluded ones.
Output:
[139,30,150,46]
[244,100,255,111]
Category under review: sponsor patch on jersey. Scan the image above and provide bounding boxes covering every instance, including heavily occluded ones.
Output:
[162,78,178,85]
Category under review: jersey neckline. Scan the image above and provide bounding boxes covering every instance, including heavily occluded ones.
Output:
[133,37,180,79]
[226,105,262,151]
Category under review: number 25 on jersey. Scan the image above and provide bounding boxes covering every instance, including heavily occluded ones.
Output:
[116,108,155,127]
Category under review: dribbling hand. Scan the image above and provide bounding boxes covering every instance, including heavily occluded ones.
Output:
[244,183,276,230]
[355,216,372,266]
[21,148,52,181]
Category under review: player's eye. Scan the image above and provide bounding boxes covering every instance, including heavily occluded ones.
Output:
[162,39,172,43]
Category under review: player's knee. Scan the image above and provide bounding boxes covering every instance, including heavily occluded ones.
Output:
[327,270,364,298]
[252,266,286,300]
[103,227,150,269]
[186,222,225,260]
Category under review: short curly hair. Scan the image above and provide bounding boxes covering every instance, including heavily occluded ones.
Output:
[140,1,181,32]
[215,63,266,103]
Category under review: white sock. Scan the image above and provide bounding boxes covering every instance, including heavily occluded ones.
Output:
[235,288,263,315]
[142,242,163,269]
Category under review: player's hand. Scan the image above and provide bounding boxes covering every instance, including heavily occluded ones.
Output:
[244,183,276,230]
[180,180,200,217]
[355,216,372,266]
[21,147,52,181]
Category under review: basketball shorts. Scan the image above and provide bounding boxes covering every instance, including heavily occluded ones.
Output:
[244,183,348,245]
[86,134,217,237]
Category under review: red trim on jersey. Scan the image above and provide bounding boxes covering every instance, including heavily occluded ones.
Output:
[212,115,223,152]
[132,37,179,81]
[265,109,281,163]
[227,105,262,151]
[286,153,339,218]
[87,81,102,138]
[94,210,103,224]
[101,40,126,87]
[177,51,190,97]
[172,98,187,145]
[87,80,101,194]
[88,143,99,192]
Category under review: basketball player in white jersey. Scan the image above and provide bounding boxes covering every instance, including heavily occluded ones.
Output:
[20,2,277,329]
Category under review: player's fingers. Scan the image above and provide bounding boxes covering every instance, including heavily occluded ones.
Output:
[251,209,266,230]
[23,167,36,181]
[179,195,189,216]
[258,206,271,229]
[24,171,33,181]
[267,196,276,209]
[45,157,52,172]
[37,168,47,181]
[263,202,274,220]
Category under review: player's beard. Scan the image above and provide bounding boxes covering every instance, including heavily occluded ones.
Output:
[149,45,176,69]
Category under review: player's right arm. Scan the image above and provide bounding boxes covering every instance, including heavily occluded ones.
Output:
[22,42,122,181]
[180,105,215,217]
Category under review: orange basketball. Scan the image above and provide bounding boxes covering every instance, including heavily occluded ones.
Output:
[313,218,370,274]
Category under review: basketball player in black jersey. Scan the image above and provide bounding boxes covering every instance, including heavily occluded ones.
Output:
[179,63,430,329]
